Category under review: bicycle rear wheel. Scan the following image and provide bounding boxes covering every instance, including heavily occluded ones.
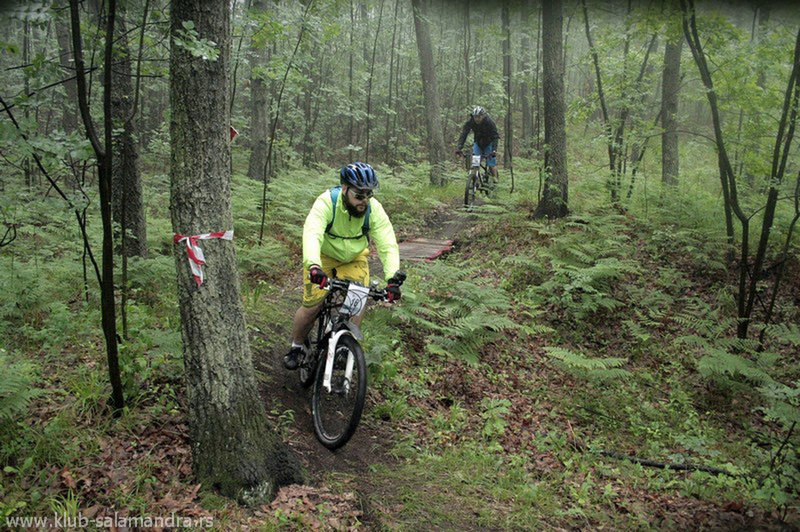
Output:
[464,171,479,208]
[300,312,327,388]
[312,334,367,449]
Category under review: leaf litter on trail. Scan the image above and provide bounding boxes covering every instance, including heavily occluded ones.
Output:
[266,484,362,529]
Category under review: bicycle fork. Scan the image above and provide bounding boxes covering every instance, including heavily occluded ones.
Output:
[323,330,355,393]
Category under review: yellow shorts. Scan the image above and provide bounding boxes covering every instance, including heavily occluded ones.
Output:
[303,250,370,307]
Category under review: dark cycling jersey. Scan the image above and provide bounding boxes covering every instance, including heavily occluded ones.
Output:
[456,114,500,151]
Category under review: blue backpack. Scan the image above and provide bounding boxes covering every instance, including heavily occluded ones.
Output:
[325,185,371,241]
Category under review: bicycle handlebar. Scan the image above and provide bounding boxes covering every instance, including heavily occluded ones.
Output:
[324,278,383,299]
[324,277,405,302]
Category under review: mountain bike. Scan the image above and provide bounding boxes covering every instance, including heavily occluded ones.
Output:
[297,271,406,449]
[463,151,494,208]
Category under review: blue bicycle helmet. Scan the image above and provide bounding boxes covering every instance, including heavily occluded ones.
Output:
[340,162,379,189]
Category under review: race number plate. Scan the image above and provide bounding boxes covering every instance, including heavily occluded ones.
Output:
[341,284,370,316]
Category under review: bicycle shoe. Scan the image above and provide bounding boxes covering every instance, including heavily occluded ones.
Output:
[283,345,305,370]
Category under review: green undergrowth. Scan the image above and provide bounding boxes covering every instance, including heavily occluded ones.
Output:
[2,153,799,527]
[353,165,800,527]
[0,159,471,523]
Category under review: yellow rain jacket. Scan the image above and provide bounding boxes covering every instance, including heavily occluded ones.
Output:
[303,187,400,281]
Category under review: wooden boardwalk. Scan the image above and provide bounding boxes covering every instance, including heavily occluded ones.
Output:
[398,237,454,262]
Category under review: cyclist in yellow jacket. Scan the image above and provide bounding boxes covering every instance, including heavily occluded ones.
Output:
[284,162,402,370]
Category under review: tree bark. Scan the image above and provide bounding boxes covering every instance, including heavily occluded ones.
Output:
[502,2,513,167]
[111,5,147,258]
[56,1,80,133]
[681,0,738,253]
[385,0,400,163]
[411,0,447,185]
[365,0,385,162]
[247,0,270,180]
[534,0,568,219]
[661,30,682,186]
[69,0,125,412]
[534,3,542,152]
[520,6,532,156]
[463,1,471,108]
[170,0,302,500]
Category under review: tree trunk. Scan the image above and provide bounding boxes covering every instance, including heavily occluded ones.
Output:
[520,6,532,156]
[348,0,356,159]
[661,31,682,186]
[70,0,125,412]
[534,0,568,219]
[411,0,447,185]
[365,0,385,162]
[247,0,270,180]
[56,1,79,134]
[463,1,471,107]
[681,0,737,253]
[111,6,147,258]
[385,0,400,163]
[533,3,542,152]
[170,0,302,500]
[23,19,32,188]
[502,2,513,167]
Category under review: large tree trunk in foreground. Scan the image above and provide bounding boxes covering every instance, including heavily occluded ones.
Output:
[411,0,447,185]
[111,6,147,258]
[661,31,682,186]
[170,0,302,500]
[534,0,568,219]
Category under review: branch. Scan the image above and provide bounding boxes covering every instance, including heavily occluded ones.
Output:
[0,224,16,248]
[126,0,150,125]
[568,437,741,478]
[0,94,101,285]
[69,0,104,158]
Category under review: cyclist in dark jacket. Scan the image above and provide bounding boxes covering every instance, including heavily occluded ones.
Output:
[455,106,500,182]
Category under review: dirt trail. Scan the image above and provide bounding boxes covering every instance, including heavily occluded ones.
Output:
[255,199,471,518]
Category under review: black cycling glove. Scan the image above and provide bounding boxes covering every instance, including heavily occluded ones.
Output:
[386,271,406,303]
[309,265,328,288]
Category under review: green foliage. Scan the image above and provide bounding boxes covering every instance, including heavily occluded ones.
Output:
[480,398,511,443]
[524,215,641,320]
[395,262,519,365]
[544,347,631,382]
[0,349,40,427]
[173,20,220,61]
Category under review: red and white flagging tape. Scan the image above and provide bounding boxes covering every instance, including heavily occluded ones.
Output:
[173,230,234,287]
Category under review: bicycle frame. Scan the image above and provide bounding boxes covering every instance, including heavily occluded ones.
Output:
[470,154,489,186]
[309,280,377,392]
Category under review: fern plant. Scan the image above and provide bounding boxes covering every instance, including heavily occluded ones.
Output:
[0,349,40,427]
[520,214,642,321]
[544,346,631,382]
[394,262,522,365]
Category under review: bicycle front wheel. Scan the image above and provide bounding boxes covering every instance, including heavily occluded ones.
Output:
[312,334,367,449]
[464,171,478,208]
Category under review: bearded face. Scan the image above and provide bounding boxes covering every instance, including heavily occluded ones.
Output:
[342,185,370,218]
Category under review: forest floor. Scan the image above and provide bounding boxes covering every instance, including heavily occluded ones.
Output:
[4,173,798,530]
[246,196,792,529]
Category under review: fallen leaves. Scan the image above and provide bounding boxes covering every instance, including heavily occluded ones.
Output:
[264,485,362,530]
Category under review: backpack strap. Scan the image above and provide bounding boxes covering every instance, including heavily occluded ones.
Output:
[325,186,371,241]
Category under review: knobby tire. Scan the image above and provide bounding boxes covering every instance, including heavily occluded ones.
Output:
[464,170,479,208]
[299,311,327,388]
[311,334,367,449]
